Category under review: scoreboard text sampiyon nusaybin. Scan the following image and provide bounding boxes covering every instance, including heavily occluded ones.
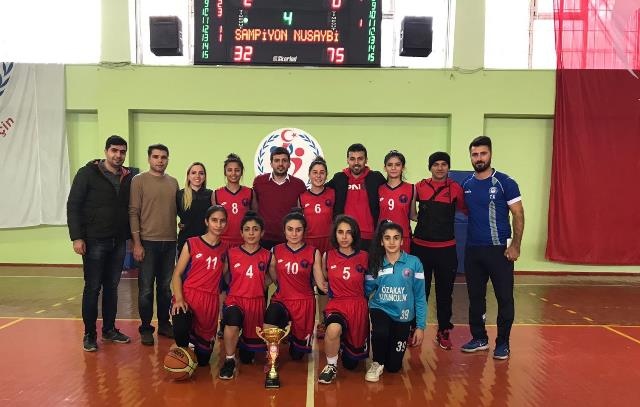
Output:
[195,0,382,67]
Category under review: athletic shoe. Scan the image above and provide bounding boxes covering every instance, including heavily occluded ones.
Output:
[460,338,489,353]
[83,333,98,352]
[102,329,131,344]
[140,331,154,346]
[316,322,326,339]
[318,364,337,384]
[436,329,452,350]
[365,362,384,382]
[157,324,174,338]
[493,343,510,360]
[219,358,237,380]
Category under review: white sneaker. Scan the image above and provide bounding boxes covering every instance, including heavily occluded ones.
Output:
[365,361,384,382]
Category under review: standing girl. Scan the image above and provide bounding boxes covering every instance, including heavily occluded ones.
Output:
[214,154,253,336]
[263,210,324,361]
[170,205,228,367]
[299,156,335,254]
[219,211,272,379]
[214,153,254,248]
[299,156,335,338]
[176,162,213,253]
[377,151,416,254]
[364,221,426,382]
[315,215,369,384]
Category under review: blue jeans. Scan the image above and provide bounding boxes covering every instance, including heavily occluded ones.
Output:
[82,238,126,335]
[138,240,176,333]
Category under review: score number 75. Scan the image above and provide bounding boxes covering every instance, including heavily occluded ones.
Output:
[326,47,345,64]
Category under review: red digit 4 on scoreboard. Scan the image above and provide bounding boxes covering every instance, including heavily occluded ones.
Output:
[327,47,345,64]
[233,45,254,62]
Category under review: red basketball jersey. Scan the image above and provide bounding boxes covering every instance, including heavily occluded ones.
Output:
[271,243,316,301]
[183,236,227,294]
[325,249,368,298]
[226,246,271,298]
[214,186,253,244]
[299,187,335,239]
[378,182,414,247]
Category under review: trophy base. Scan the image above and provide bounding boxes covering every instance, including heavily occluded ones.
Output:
[265,375,281,389]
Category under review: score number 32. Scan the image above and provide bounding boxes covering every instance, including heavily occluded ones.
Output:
[233,45,254,62]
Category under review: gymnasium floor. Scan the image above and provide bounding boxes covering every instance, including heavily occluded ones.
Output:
[1,266,639,406]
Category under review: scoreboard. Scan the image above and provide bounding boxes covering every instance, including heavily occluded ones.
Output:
[194,0,382,66]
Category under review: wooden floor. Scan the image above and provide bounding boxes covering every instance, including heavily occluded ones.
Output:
[1,266,639,406]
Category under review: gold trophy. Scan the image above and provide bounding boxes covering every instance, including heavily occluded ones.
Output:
[256,325,291,388]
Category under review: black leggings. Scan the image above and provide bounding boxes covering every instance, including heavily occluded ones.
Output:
[172,309,213,366]
[369,308,411,373]
[412,243,458,331]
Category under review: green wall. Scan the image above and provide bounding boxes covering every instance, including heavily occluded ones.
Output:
[0,65,637,272]
[0,0,637,272]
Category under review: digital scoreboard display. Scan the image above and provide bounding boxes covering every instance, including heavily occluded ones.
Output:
[194,0,382,66]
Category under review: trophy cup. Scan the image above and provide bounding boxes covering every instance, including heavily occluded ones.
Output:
[256,325,291,388]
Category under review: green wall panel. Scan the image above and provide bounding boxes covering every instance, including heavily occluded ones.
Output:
[131,113,449,186]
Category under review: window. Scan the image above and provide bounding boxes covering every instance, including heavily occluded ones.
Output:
[0,0,101,63]
[484,0,556,69]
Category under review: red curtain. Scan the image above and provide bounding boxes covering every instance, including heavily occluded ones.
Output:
[547,0,640,264]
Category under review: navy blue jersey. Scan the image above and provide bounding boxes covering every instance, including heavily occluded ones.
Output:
[462,170,521,246]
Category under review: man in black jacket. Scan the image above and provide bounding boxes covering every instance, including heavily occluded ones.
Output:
[327,143,386,251]
[67,135,133,352]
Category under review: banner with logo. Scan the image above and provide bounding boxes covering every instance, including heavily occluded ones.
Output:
[254,128,323,186]
[0,63,69,228]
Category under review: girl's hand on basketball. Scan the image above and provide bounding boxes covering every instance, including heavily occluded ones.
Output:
[410,328,424,347]
[172,299,188,315]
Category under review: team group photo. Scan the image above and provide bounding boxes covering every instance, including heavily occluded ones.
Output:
[2,0,639,405]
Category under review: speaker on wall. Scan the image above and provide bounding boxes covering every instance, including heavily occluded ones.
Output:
[150,16,183,56]
[400,16,433,57]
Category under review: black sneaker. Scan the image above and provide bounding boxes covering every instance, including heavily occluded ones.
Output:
[318,364,337,384]
[83,333,98,352]
[102,329,131,344]
[140,331,154,346]
[219,358,237,380]
[158,324,174,338]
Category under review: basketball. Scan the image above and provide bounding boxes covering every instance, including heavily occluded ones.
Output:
[163,346,197,381]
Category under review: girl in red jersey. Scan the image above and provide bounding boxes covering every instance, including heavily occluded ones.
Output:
[170,205,228,367]
[219,211,272,380]
[298,156,335,338]
[213,154,254,247]
[263,210,324,361]
[213,153,254,337]
[378,150,416,253]
[315,215,369,385]
[299,156,335,254]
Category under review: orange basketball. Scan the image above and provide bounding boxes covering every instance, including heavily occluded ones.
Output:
[163,346,197,381]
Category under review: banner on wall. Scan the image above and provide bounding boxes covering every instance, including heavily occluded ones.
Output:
[546,1,640,264]
[0,63,69,228]
[254,128,323,186]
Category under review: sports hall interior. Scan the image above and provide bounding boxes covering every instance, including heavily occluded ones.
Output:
[0,1,639,406]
